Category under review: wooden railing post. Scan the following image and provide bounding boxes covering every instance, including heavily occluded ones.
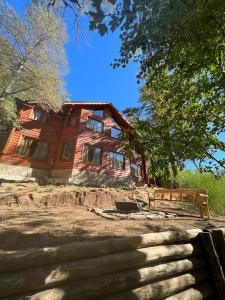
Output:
[199,231,225,300]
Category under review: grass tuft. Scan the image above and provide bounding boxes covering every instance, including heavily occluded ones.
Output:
[177,170,225,215]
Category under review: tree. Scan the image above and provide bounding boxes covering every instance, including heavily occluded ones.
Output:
[0,2,68,133]
[123,106,184,187]
[123,74,225,186]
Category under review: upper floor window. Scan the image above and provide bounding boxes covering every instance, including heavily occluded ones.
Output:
[17,137,49,161]
[61,142,73,161]
[31,109,48,123]
[83,144,102,165]
[111,127,122,139]
[87,117,104,133]
[110,152,125,170]
[130,163,141,177]
[33,110,42,121]
[88,109,104,118]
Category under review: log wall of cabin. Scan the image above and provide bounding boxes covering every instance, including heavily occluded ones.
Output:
[0,103,143,184]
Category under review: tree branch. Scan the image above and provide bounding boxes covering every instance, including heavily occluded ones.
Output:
[205,151,225,169]
[0,86,33,100]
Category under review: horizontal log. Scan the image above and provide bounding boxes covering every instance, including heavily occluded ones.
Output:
[0,256,205,298]
[102,270,209,300]
[164,282,214,299]
[0,229,202,272]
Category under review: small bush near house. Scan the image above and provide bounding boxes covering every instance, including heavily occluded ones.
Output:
[177,170,225,215]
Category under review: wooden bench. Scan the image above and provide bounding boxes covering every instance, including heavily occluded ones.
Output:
[147,188,210,219]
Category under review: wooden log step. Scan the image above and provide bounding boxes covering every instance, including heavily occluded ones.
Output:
[0,257,205,298]
[0,229,202,272]
[100,269,209,300]
[5,269,209,300]
[164,281,214,299]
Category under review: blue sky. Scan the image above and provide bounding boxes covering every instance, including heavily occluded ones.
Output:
[8,0,140,113]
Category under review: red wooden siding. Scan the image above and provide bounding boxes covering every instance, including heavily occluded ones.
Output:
[73,107,131,179]
[0,101,143,182]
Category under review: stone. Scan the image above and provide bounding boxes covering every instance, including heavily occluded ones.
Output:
[128,214,147,220]
[165,214,176,219]
[100,213,119,220]
[88,207,103,215]
[157,212,166,216]
[146,214,165,220]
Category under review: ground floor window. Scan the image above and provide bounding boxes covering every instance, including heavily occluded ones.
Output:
[110,152,125,169]
[17,137,49,161]
[83,145,102,165]
[61,142,73,160]
[130,163,141,177]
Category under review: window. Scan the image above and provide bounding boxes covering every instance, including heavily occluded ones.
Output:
[110,152,125,170]
[17,137,49,161]
[68,115,77,126]
[88,109,104,118]
[61,142,73,160]
[32,142,49,160]
[31,109,49,123]
[130,163,141,177]
[32,109,42,121]
[111,127,121,139]
[83,145,102,165]
[17,137,33,156]
[87,117,104,133]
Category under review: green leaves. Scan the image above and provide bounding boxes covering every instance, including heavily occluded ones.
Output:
[0,1,68,133]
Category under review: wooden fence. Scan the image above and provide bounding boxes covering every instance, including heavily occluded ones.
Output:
[0,228,225,300]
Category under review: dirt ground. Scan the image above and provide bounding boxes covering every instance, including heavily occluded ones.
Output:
[0,183,225,251]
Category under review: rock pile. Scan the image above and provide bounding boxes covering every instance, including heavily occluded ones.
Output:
[89,208,177,220]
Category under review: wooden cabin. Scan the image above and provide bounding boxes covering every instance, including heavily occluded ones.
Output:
[0,100,144,186]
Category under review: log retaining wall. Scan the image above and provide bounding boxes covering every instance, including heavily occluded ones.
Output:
[0,228,225,299]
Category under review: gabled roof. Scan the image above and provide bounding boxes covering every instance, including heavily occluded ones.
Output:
[63,101,131,129]
[15,98,131,129]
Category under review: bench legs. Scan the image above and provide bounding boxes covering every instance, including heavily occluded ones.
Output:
[148,194,156,210]
[198,201,211,219]
[203,201,211,219]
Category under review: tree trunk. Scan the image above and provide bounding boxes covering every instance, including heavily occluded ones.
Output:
[171,161,178,188]
[141,155,149,184]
